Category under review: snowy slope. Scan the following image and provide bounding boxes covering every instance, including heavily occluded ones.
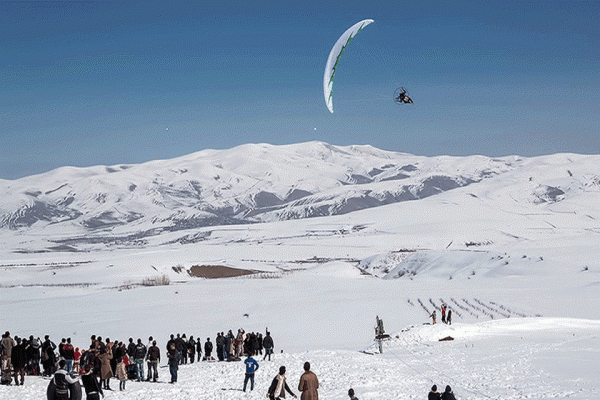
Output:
[0,142,525,251]
[1,143,600,399]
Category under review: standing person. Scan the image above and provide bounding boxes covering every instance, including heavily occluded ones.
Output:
[257,332,264,356]
[441,305,447,324]
[63,338,75,373]
[167,344,180,384]
[196,336,202,362]
[133,338,146,382]
[430,310,437,325]
[27,335,41,376]
[441,385,457,400]
[175,334,186,364]
[298,362,319,400]
[166,334,176,353]
[428,385,441,400]
[73,347,82,374]
[216,333,224,361]
[41,335,57,376]
[98,348,113,390]
[263,331,274,361]
[267,366,297,400]
[126,338,136,361]
[447,309,452,325]
[348,388,358,400]
[146,340,160,382]
[11,337,27,386]
[116,357,127,391]
[242,352,259,392]
[188,336,196,364]
[53,360,79,400]
[236,329,245,357]
[204,337,213,361]
[1,331,16,373]
[81,364,103,400]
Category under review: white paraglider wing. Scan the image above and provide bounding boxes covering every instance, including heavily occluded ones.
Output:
[323,19,374,113]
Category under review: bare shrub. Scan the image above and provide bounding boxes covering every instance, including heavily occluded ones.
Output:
[141,274,171,286]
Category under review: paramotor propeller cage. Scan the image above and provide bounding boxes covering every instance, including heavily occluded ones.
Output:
[394,87,409,104]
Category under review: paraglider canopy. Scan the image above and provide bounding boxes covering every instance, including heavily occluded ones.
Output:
[323,19,374,113]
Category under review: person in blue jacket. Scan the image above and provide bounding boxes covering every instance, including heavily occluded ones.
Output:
[243,352,259,392]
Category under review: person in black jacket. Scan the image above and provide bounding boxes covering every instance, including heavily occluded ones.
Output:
[441,385,457,400]
[27,335,41,376]
[146,340,160,382]
[267,366,296,400]
[133,339,147,382]
[196,336,202,362]
[428,384,441,400]
[167,344,181,384]
[11,337,27,385]
[166,334,176,351]
[263,331,274,361]
[204,338,213,361]
[216,333,224,361]
[41,335,57,376]
[188,336,196,364]
[81,364,103,400]
[53,360,79,400]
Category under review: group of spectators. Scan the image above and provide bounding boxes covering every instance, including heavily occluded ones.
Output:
[215,329,274,361]
[0,327,275,390]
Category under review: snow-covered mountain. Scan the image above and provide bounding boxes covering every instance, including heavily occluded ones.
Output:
[2,141,598,254]
[2,142,600,399]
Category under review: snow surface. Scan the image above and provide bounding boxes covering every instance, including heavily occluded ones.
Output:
[1,143,600,399]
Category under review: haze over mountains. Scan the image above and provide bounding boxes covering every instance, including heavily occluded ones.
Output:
[2,141,598,255]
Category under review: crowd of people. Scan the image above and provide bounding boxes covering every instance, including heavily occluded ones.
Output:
[3,329,457,399]
[0,328,276,393]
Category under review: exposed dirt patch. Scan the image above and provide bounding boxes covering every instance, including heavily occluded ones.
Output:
[188,265,256,279]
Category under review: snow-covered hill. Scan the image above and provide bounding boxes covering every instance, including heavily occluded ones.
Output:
[1,141,599,255]
[1,142,600,399]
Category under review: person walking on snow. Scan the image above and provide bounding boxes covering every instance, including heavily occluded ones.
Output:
[430,310,437,324]
[267,365,297,400]
[298,361,319,400]
[243,352,259,392]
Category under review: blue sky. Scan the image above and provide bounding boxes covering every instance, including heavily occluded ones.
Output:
[2,1,599,179]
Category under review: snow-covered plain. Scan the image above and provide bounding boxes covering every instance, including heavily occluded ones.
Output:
[1,144,600,399]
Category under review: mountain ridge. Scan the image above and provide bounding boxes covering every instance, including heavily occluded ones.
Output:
[1,141,598,253]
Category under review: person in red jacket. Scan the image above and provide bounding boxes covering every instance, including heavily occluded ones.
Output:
[74,347,81,374]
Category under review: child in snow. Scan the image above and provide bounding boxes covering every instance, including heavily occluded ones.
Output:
[116,357,127,391]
